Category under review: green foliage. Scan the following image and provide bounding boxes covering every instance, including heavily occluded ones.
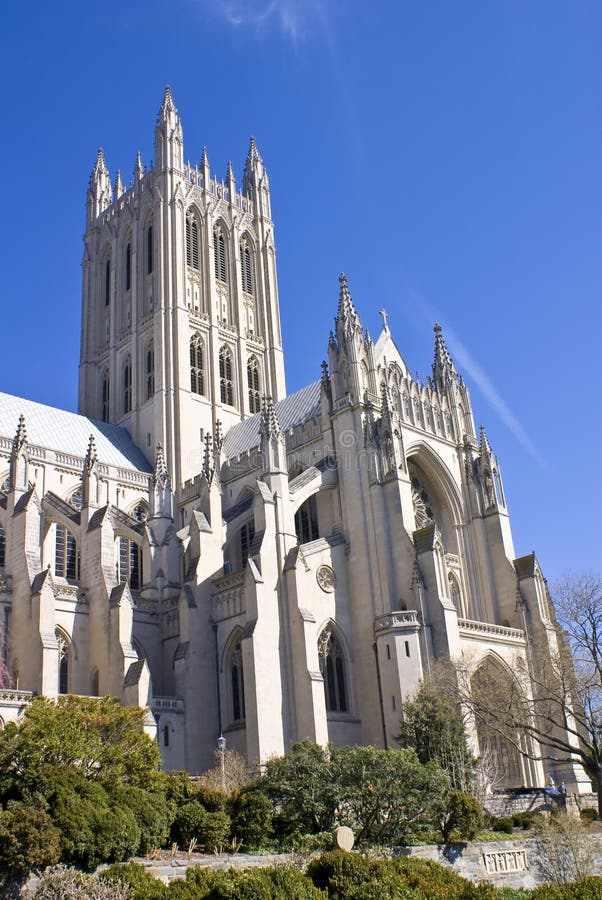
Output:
[441,791,483,841]
[579,808,598,823]
[0,695,167,870]
[529,877,602,899]
[306,852,499,899]
[0,801,61,875]
[396,677,476,792]
[101,862,168,899]
[163,772,227,812]
[231,785,274,849]
[263,741,338,837]
[171,802,231,851]
[488,816,514,834]
[331,745,449,845]
[166,865,326,899]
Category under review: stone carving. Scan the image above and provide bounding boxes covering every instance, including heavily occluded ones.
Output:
[316,565,336,593]
[483,850,528,874]
[333,826,354,851]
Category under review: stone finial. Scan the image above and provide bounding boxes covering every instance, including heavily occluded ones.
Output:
[157,84,177,120]
[134,151,144,181]
[335,273,361,339]
[114,169,124,198]
[432,322,456,388]
[202,433,215,486]
[260,396,281,440]
[379,308,389,332]
[226,160,235,182]
[201,146,209,168]
[92,147,108,177]
[12,414,27,454]
[213,420,224,456]
[84,434,97,472]
[246,136,262,167]
[152,443,171,491]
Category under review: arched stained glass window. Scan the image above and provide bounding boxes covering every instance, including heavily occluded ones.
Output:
[123,359,132,414]
[105,258,111,306]
[219,345,233,406]
[318,628,349,713]
[240,240,253,294]
[55,525,80,581]
[56,630,70,695]
[186,213,200,269]
[118,537,142,590]
[247,357,260,413]
[146,223,153,274]
[146,343,155,400]
[125,242,132,291]
[190,335,204,395]
[214,227,227,282]
[229,639,245,722]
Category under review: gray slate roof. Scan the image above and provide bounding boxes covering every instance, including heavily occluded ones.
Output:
[223,380,321,459]
[0,392,151,473]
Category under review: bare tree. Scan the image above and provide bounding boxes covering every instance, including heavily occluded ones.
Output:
[455,573,602,818]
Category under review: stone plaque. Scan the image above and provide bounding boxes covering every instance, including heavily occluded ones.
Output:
[333,825,354,852]
[316,565,336,593]
[483,850,528,874]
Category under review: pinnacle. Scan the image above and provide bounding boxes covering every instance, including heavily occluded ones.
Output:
[154,443,168,477]
[134,151,144,178]
[92,148,108,176]
[260,396,282,440]
[432,322,456,385]
[335,272,361,335]
[13,414,27,449]
[157,85,178,121]
[84,434,97,469]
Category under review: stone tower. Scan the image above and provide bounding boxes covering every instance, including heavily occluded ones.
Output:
[78,87,286,488]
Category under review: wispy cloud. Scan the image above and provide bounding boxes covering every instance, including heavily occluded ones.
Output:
[209,0,329,42]
[401,291,548,469]
[442,324,549,470]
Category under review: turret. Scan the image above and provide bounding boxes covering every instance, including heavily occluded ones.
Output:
[86,148,113,223]
[154,86,183,172]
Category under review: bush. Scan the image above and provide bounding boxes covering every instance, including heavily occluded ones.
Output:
[580,808,598,823]
[101,862,167,899]
[0,801,61,875]
[306,851,372,895]
[529,876,602,899]
[167,865,326,899]
[31,864,130,899]
[489,816,514,834]
[231,786,274,849]
[441,791,483,841]
[392,857,498,899]
[171,802,231,851]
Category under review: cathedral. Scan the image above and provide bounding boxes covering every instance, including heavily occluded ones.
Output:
[0,89,589,791]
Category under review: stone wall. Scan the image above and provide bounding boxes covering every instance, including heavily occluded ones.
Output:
[483,788,598,818]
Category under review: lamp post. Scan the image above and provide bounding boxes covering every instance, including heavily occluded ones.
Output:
[217,733,226,791]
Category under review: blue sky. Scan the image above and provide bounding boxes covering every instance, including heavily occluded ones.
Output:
[0,1,600,584]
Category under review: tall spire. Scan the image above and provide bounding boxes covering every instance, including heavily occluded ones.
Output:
[133,151,144,182]
[157,85,177,122]
[243,136,266,196]
[114,169,124,198]
[154,86,183,171]
[87,148,112,221]
[432,323,457,389]
[335,273,362,341]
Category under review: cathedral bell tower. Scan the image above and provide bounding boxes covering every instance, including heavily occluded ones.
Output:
[78,88,286,490]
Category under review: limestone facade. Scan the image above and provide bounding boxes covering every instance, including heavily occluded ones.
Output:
[0,89,590,790]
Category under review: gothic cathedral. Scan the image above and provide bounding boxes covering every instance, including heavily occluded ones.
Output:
[0,89,589,791]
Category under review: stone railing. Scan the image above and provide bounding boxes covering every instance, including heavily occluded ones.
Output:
[458,618,525,643]
[152,696,185,715]
[0,689,34,707]
[374,611,420,633]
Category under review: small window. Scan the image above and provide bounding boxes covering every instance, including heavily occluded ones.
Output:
[125,242,132,291]
[405,640,410,658]
[56,630,70,695]
[240,240,253,294]
[219,345,233,406]
[294,495,319,544]
[214,227,227,282]
[386,644,391,660]
[190,335,204,396]
[123,359,132,414]
[101,373,109,422]
[146,224,153,274]
[186,213,200,270]
[0,526,5,568]
[105,258,111,306]
[146,344,154,400]
[118,537,142,590]
[247,357,261,413]
[229,639,245,722]
[163,724,170,747]
[55,525,80,581]
[240,520,255,569]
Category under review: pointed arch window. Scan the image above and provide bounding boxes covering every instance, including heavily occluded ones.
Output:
[228,638,245,723]
[123,358,132,414]
[125,242,132,291]
[318,628,349,713]
[0,526,5,568]
[55,525,80,581]
[240,520,255,569]
[56,630,70,695]
[186,212,200,270]
[247,356,261,413]
[190,334,204,396]
[101,373,110,422]
[105,258,111,306]
[219,345,233,406]
[118,537,142,591]
[448,573,465,617]
[146,223,153,274]
[146,342,155,401]
[240,240,253,294]
[90,666,99,696]
[294,495,319,544]
[213,226,227,283]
